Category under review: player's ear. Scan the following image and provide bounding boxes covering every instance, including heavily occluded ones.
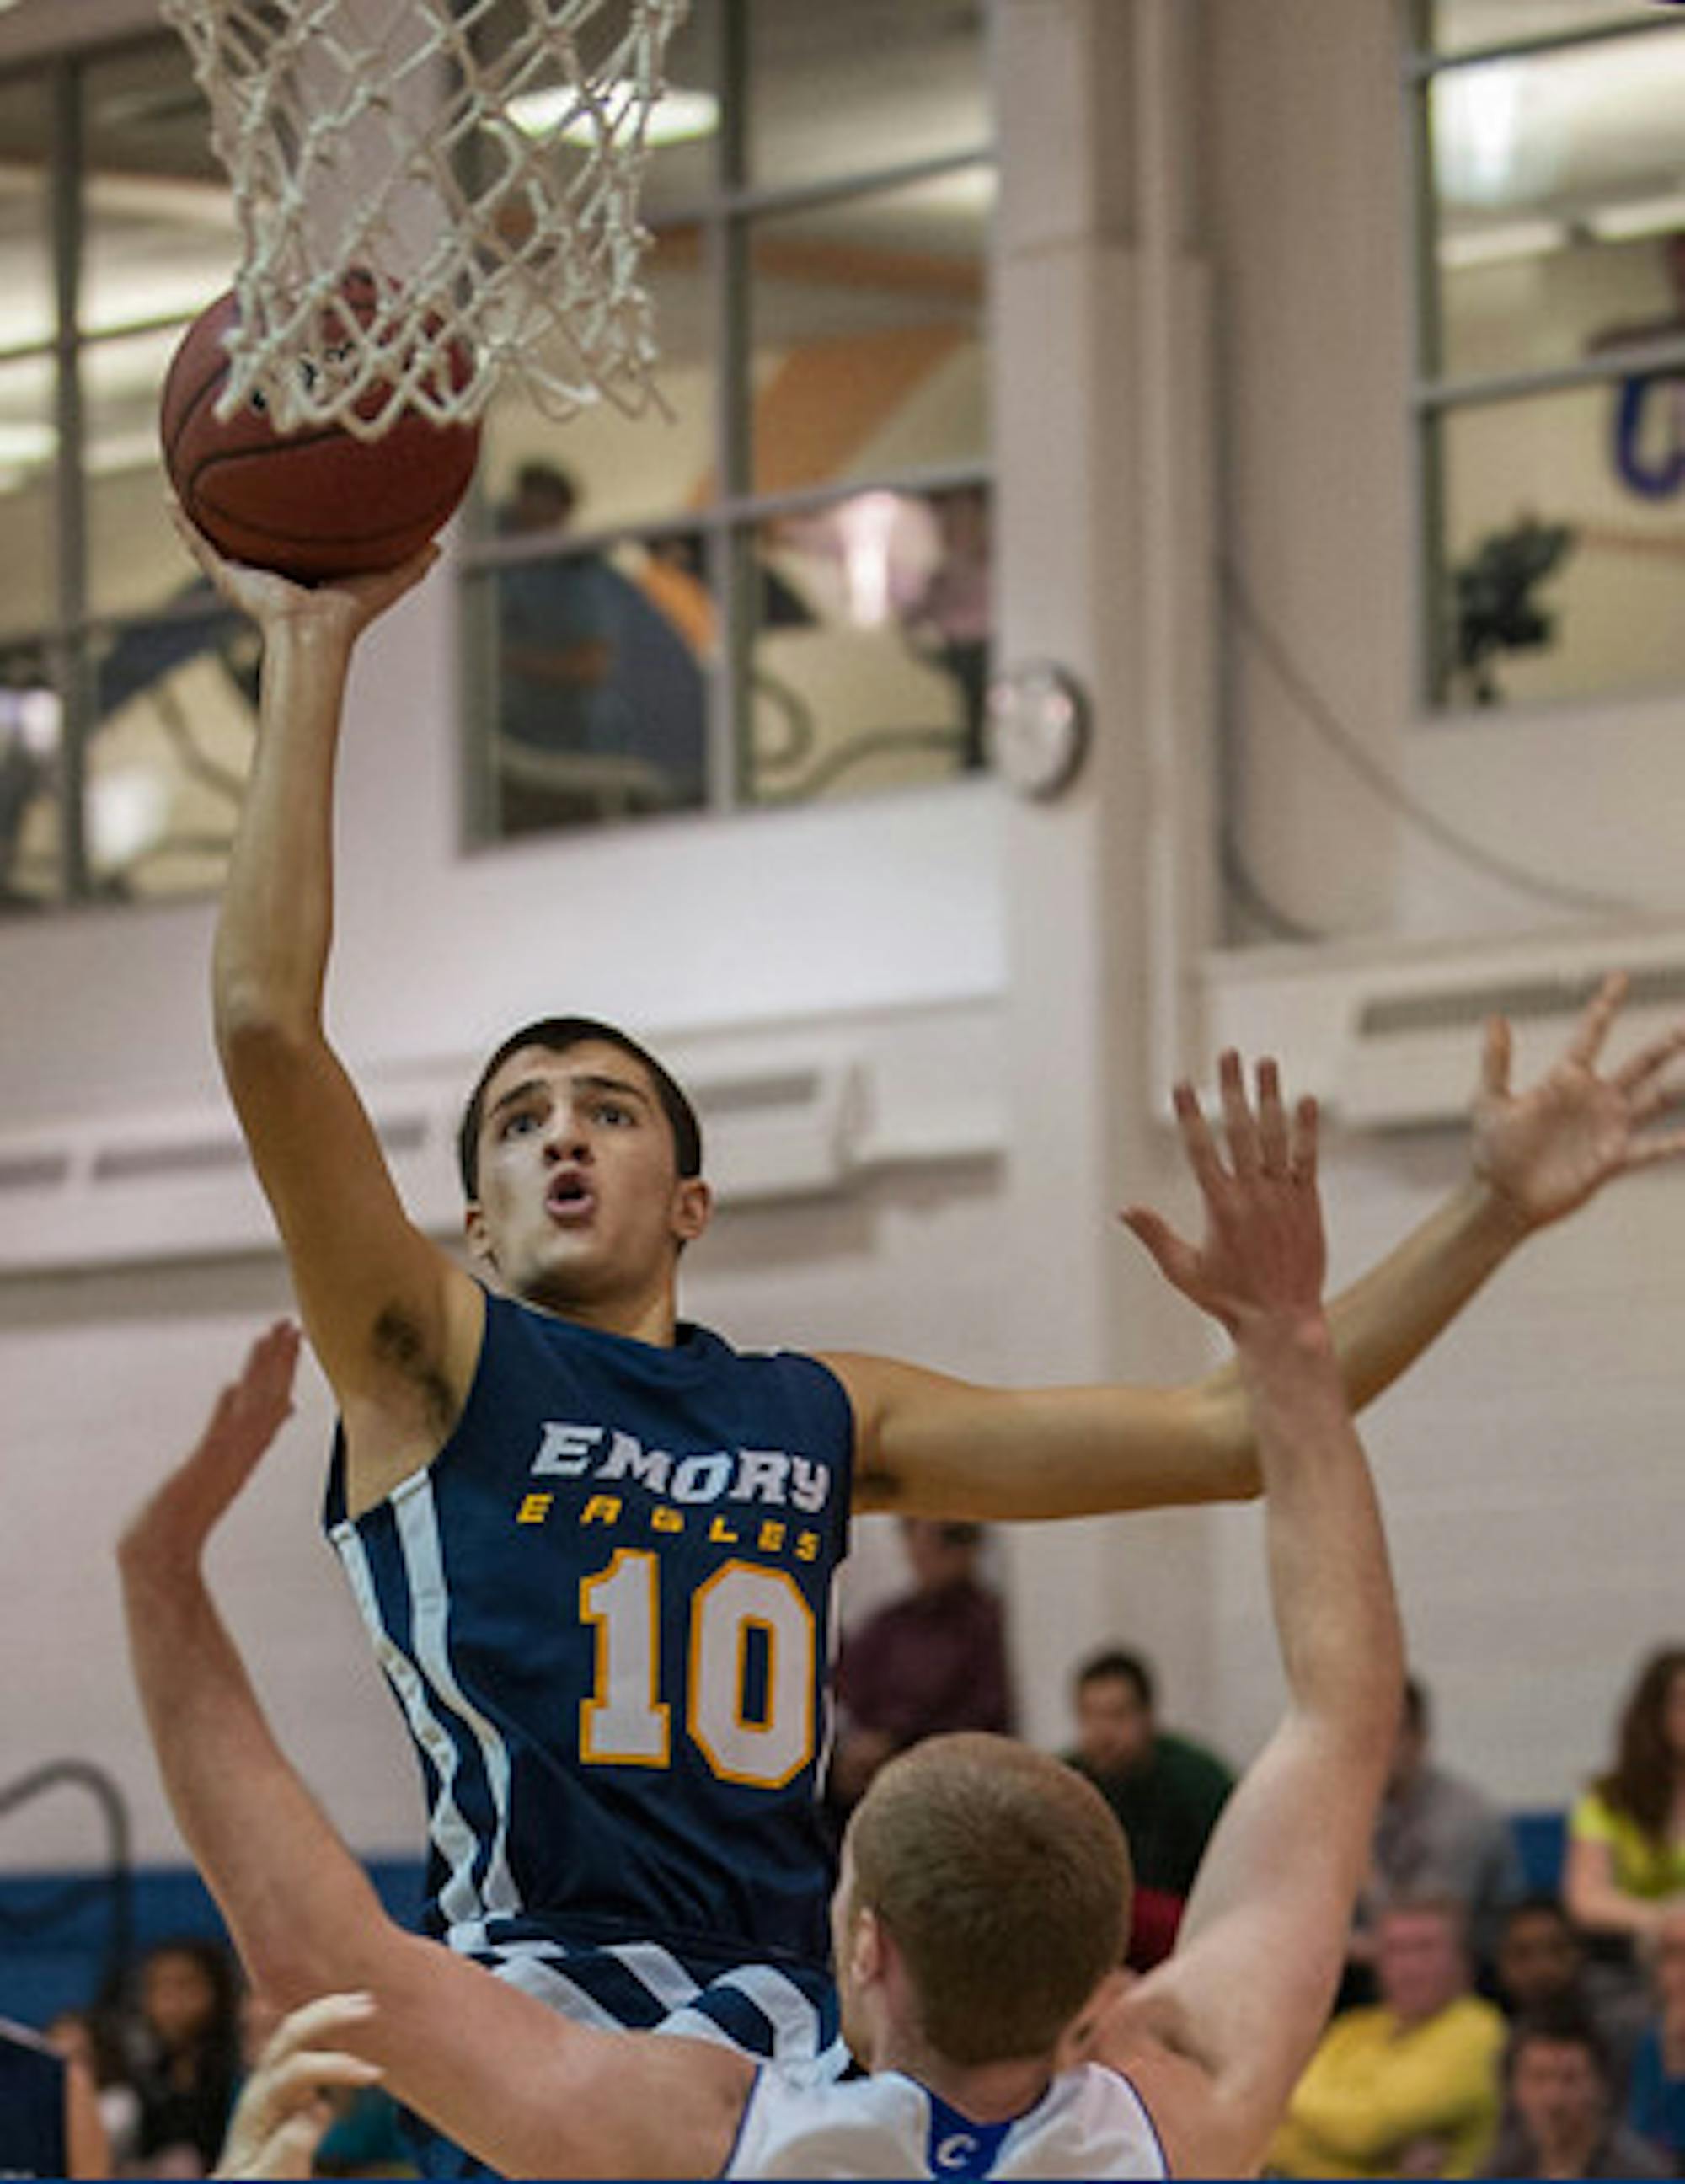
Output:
[672,1175,712,1245]
[463,1201,495,1267]
[850,1903,886,1989]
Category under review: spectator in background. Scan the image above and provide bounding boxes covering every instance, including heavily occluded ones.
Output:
[46,2005,142,2171]
[827,1519,1013,1821]
[1566,1648,1685,1970]
[1627,1905,1685,2170]
[0,2015,108,2179]
[1270,1895,1507,2179]
[1062,1646,1233,1969]
[1489,2005,1670,2181]
[131,1935,243,2176]
[1355,1673,1526,1991]
[1495,1895,1646,2099]
[494,462,707,829]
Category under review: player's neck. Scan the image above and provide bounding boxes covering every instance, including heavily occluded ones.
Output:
[879,2037,1055,2126]
[523,1279,681,1347]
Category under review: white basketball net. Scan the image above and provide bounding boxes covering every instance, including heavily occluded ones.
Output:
[161,0,690,439]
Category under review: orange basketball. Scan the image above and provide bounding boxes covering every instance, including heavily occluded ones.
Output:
[160,278,481,583]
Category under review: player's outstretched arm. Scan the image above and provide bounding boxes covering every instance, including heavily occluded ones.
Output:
[832,974,1685,1518]
[121,1329,750,2181]
[174,511,482,1506]
[1093,1063,1404,2178]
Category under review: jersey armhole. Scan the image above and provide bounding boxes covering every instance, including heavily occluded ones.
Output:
[324,1279,499,1533]
[1093,2060,1174,2181]
[714,2061,767,2179]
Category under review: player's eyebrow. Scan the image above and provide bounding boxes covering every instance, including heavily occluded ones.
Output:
[484,1071,652,1129]
[566,1072,652,1112]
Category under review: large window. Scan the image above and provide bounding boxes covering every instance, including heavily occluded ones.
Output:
[461,0,995,844]
[1412,1,1685,709]
[0,32,251,914]
[0,2,996,907]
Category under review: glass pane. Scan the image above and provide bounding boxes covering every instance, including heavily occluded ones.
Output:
[1433,383,1685,708]
[479,224,715,530]
[640,0,722,217]
[82,601,259,902]
[747,0,990,191]
[0,70,55,355]
[1428,3,1661,54]
[87,324,206,621]
[0,651,63,913]
[741,485,990,807]
[1429,28,1685,381]
[472,527,712,842]
[0,352,56,645]
[82,39,235,337]
[748,169,991,499]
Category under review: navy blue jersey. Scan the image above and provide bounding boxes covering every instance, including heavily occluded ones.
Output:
[325,1292,854,1982]
[0,2021,66,2179]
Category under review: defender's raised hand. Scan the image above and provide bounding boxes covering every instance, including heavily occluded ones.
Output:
[1121,1052,1325,1339]
[118,1320,301,1576]
[215,1993,382,2181]
[1472,972,1685,1232]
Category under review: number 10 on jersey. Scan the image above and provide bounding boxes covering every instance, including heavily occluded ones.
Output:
[580,1550,817,1790]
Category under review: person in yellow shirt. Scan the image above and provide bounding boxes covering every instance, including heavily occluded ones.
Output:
[1565,1647,1685,1951]
[1270,1897,1506,2178]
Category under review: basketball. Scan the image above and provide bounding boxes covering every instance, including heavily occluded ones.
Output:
[159,278,482,583]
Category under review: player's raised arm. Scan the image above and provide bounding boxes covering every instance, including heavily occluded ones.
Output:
[829,974,1685,1519]
[122,1326,751,2182]
[176,512,484,1499]
[1091,1062,1404,2179]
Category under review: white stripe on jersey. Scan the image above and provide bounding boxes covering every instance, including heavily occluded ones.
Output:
[393,1475,523,1924]
[605,1941,707,2014]
[725,2062,1170,2180]
[331,1522,487,1931]
[461,1937,836,2072]
[481,1951,628,2028]
[718,1964,834,2056]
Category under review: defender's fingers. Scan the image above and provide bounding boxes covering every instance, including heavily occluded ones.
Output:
[1171,1079,1226,1192]
[1611,1021,1685,1097]
[1288,1093,1319,1183]
[1118,1205,1186,1273]
[1255,1057,1290,1176]
[1217,1049,1260,1177]
[1565,970,1628,1068]
[1480,1014,1512,1100]
[1623,1127,1685,1171]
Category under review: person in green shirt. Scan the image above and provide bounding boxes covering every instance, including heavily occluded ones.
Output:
[1063,1645,1234,1967]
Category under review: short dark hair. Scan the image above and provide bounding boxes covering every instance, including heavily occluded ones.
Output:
[457,1017,703,1197]
[1074,1647,1155,1710]
[1501,1890,1577,1939]
[850,1735,1131,2067]
[1507,1999,1612,2084]
[1402,1673,1430,1737]
[514,459,577,511]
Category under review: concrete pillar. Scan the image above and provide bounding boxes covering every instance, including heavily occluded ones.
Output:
[991,0,1229,1750]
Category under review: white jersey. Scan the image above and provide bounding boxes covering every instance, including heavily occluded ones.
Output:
[725,2059,1169,2180]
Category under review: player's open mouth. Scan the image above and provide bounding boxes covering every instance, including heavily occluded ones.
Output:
[546,1175,596,1223]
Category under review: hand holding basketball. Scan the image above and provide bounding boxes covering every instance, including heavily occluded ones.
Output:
[168,496,439,640]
